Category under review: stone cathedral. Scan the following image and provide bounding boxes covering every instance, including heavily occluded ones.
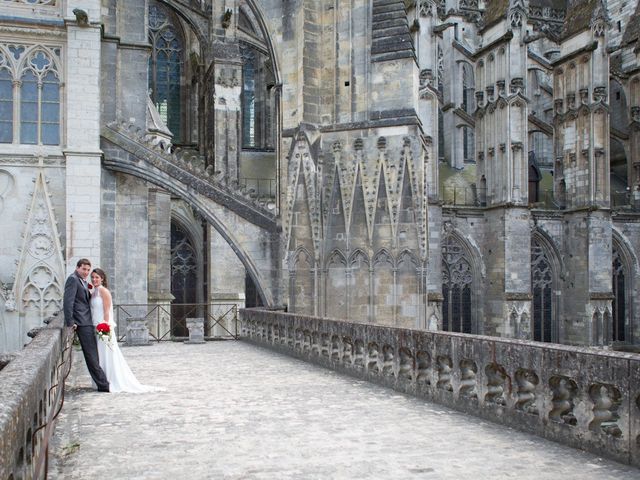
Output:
[0,0,638,354]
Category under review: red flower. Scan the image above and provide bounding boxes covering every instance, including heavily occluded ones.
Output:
[96,322,110,334]
[96,322,113,346]
[88,283,93,290]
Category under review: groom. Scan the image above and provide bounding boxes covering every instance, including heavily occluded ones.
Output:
[63,258,109,392]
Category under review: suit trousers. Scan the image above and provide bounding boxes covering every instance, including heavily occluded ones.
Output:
[76,325,109,390]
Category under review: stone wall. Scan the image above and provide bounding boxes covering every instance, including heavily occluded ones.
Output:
[0,315,67,480]
[241,308,640,467]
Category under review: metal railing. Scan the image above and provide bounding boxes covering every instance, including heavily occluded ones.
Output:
[611,190,640,211]
[114,303,240,342]
[238,177,277,198]
[441,186,486,207]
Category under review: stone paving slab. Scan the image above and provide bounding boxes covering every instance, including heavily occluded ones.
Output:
[50,341,640,480]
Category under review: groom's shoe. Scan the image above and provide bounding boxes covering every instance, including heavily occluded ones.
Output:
[97,386,110,392]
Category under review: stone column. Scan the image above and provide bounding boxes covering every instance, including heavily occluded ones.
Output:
[562,210,613,345]
[126,317,150,346]
[482,208,532,339]
[115,0,149,129]
[208,225,245,337]
[64,5,102,272]
[147,188,173,339]
[185,317,206,344]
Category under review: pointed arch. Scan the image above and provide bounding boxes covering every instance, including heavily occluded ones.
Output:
[531,228,562,343]
[397,249,421,329]
[290,246,315,316]
[441,229,482,334]
[612,229,638,344]
[348,249,370,323]
[148,0,186,143]
[325,249,347,320]
[373,248,394,325]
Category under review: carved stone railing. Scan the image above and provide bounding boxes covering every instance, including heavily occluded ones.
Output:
[101,122,277,229]
[240,309,640,467]
[0,314,71,480]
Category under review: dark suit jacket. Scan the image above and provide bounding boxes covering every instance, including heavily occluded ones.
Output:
[63,273,92,327]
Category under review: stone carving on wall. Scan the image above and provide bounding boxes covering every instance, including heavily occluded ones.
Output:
[0,170,15,214]
[14,171,65,331]
[0,283,15,312]
[285,132,322,258]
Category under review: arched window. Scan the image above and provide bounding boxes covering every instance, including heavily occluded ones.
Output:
[531,237,553,342]
[442,235,473,333]
[461,62,475,115]
[528,159,541,204]
[171,222,198,337]
[148,1,183,143]
[612,247,626,342]
[0,67,13,143]
[241,43,275,149]
[20,50,60,145]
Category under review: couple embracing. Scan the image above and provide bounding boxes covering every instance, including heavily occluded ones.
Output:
[63,258,155,393]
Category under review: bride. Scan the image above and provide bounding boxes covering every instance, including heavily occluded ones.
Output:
[90,268,157,393]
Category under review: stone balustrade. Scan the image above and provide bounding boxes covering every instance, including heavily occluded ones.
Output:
[240,309,640,467]
[0,315,68,480]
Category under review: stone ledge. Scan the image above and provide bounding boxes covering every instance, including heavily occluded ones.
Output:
[240,309,640,468]
[0,314,65,480]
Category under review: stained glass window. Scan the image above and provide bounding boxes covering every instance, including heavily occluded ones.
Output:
[148,2,182,143]
[442,235,473,333]
[531,238,554,342]
[612,248,626,342]
[0,69,12,143]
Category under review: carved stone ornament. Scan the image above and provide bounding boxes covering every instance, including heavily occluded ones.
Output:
[419,0,434,17]
[1,283,16,312]
[510,78,524,95]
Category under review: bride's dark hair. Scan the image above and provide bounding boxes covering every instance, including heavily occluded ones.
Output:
[92,268,108,289]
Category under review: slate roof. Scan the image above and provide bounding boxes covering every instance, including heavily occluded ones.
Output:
[622,1,640,46]
[562,0,599,39]
[482,0,510,29]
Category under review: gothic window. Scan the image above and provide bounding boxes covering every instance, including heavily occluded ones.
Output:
[441,235,473,333]
[148,2,183,143]
[461,62,475,115]
[0,46,60,145]
[171,222,198,337]
[528,160,541,204]
[531,238,554,342]
[0,67,12,143]
[612,248,626,342]
[171,223,197,304]
[241,43,275,150]
[437,46,444,95]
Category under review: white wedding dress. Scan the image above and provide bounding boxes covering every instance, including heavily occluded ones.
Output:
[91,287,156,393]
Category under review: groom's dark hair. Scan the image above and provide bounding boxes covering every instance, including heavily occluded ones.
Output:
[76,258,91,268]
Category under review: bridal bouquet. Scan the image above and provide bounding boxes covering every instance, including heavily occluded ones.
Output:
[96,322,112,344]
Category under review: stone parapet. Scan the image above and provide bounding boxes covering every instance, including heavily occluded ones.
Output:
[0,314,66,480]
[240,308,640,467]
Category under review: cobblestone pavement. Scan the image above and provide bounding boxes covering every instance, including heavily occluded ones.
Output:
[50,341,640,480]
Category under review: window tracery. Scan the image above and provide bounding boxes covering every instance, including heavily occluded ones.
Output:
[612,248,626,343]
[0,44,61,145]
[148,1,183,143]
[241,43,275,150]
[441,235,473,333]
[531,237,553,342]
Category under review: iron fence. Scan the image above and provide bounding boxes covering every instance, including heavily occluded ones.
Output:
[441,186,486,207]
[114,303,240,342]
[611,190,640,211]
